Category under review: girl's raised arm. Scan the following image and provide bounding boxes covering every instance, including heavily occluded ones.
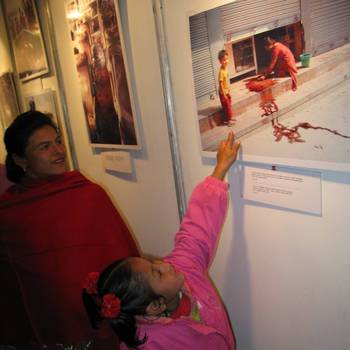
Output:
[165,132,240,273]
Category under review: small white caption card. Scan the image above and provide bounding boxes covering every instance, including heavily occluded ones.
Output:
[101,151,132,174]
[242,166,322,214]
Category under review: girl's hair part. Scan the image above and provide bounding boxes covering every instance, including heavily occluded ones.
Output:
[82,257,161,349]
[4,110,58,183]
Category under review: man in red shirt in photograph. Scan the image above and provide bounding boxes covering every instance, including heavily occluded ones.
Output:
[263,36,298,91]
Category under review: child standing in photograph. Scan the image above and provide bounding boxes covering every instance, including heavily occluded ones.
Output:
[218,49,234,125]
[83,131,240,349]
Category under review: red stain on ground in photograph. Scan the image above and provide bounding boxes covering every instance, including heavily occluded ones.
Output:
[246,78,276,92]
[272,118,304,143]
[251,77,350,144]
[260,100,279,116]
[259,86,279,116]
[272,119,350,143]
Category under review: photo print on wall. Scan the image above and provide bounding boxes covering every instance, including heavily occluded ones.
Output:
[3,0,49,82]
[24,89,60,126]
[0,72,20,129]
[65,0,140,149]
[188,0,350,171]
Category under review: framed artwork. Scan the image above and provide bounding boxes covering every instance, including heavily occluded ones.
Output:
[23,89,59,125]
[3,0,49,82]
[160,1,350,172]
[64,0,140,149]
[0,72,20,129]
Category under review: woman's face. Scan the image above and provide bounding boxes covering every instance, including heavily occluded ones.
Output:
[16,125,66,179]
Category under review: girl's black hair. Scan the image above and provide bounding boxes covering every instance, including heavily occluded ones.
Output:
[4,110,58,183]
[82,257,161,349]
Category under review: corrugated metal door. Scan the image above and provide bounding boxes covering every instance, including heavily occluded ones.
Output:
[189,12,216,99]
[221,0,301,39]
[309,0,350,55]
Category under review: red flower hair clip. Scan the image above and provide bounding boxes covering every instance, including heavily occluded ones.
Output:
[83,272,100,294]
[83,272,121,319]
[101,294,121,318]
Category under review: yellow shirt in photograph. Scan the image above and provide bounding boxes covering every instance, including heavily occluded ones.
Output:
[218,67,230,95]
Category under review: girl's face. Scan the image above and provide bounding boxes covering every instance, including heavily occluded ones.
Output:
[131,257,184,305]
[15,125,66,179]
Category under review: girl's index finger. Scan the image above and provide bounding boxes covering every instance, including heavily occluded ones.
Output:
[226,130,234,148]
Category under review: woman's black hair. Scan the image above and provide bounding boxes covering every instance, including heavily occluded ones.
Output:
[4,110,58,183]
[82,257,161,349]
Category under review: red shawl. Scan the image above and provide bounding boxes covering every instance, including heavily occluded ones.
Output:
[0,164,12,195]
[0,171,139,348]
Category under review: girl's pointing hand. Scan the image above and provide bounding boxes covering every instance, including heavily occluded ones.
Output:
[212,131,241,180]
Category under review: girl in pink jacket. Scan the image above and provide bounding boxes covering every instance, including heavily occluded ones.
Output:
[83,132,240,350]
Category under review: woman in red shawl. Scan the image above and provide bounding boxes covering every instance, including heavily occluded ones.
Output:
[0,111,139,350]
[263,36,298,91]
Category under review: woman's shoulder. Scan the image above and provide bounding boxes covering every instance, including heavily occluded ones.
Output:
[0,170,95,208]
[62,170,90,185]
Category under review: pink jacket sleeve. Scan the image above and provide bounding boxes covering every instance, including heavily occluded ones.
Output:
[165,176,229,273]
[142,331,229,350]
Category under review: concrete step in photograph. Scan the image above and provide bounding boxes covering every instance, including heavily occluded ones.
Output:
[200,44,350,151]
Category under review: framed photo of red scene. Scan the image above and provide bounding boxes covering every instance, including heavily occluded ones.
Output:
[161,0,350,172]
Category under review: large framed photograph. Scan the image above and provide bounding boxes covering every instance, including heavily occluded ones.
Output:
[162,1,350,172]
[3,0,49,82]
[64,0,140,149]
[0,72,20,129]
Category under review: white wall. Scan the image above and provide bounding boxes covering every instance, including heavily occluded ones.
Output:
[49,1,350,349]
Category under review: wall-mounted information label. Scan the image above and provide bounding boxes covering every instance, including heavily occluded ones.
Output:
[101,151,132,174]
[242,166,322,215]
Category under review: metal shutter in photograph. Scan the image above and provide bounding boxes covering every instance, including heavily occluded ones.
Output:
[189,12,216,99]
[221,0,301,39]
[310,0,350,55]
